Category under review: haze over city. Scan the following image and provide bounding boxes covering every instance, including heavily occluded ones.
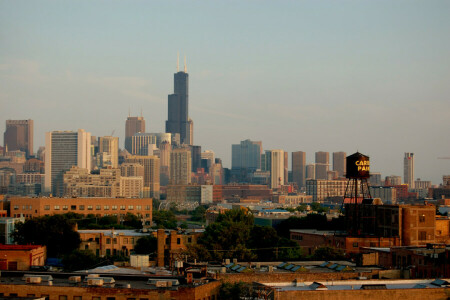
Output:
[1,1,449,184]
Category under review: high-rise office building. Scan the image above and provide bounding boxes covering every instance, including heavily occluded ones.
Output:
[124,155,160,198]
[404,152,415,189]
[190,145,201,172]
[292,151,306,189]
[131,133,157,156]
[165,57,193,145]
[332,151,346,178]
[44,129,91,196]
[263,150,285,189]
[125,116,145,153]
[169,148,192,185]
[315,151,329,180]
[159,141,171,186]
[3,119,34,158]
[231,139,262,171]
[306,164,316,180]
[98,136,119,168]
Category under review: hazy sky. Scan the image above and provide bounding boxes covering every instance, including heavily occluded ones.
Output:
[1,1,449,184]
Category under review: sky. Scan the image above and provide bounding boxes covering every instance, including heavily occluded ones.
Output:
[1,1,449,184]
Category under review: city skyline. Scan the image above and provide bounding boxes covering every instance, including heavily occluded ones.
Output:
[1,1,449,184]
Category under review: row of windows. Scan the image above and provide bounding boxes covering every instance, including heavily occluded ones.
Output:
[42,205,150,211]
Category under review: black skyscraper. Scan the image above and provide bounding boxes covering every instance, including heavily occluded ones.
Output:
[166,57,193,145]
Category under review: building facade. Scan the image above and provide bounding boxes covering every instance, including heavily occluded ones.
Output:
[3,119,33,158]
[292,151,306,190]
[44,129,91,196]
[169,148,191,185]
[124,155,160,198]
[124,116,145,153]
[332,151,346,178]
[98,136,119,168]
[404,152,415,189]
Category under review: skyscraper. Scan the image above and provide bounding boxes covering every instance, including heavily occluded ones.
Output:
[44,129,91,196]
[3,119,34,158]
[98,136,119,168]
[125,116,145,153]
[170,148,192,185]
[263,150,285,189]
[124,155,160,198]
[231,139,262,171]
[165,57,193,145]
[404,152,415,189]
[315,151,329,180]
[292,151,306,189]
[332,151,346,178]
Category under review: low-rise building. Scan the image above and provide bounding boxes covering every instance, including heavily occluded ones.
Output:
[0,245,46,270]
[9,197,152,225]
[306,179,347,202]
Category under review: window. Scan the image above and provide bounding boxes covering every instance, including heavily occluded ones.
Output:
[112,205,118,210]
[136,205,142,210]
[59,296,67,300]
[54,205,60,210]
[131,238,135,244]
[104,205,109,210]
[145,214,150,218]
[74,297,82,300]
[177,238,181,245]
[123,238,128,244]
[113,238,117,244]
[80,205,85,210]
[88,205,93,210]
[92,297,101,300]
[419,231,427,240]
[128,205,134,210]
[419,214,426,222]
[23,205,26,209]
[145,205,151,210]
[71,205,77,210]
[120,205,126,210]
[96,205,101,210]
[63,205,68,210]
[188,237,192,243]
[353,242,359,248]
[106,238,111,244]
[43,205,49,210]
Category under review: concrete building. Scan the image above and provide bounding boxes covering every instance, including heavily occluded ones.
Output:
[231,139,262,172]
[170,148,191,185]
[385,175,402,186]
[370,172,382,186]
[124,155,160,198]
[190,145,201,173]
[124,115,145,153]
[292,151,306,189]
[130,133,157,155]
[165,59,193,145]
[332,151,346,178]
[97,136,119,168]
[63,167,143,198]
[262,150,285,189]
[306,179,347,202]
[44,129,91,196]
[404,152,415,189]
[0,217,25,244]
[9,197,152,224]
[306,163,315,180]
[120,162,144,178]
[315,151,329,180]
[369,186,397,204]
[159,141,171,186]
[3,119,33,158]
[166,185,201,203]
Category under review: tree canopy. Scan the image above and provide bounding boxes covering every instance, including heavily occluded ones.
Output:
[13,214,81,257]
[134,235,158,255]
[152,210,178,229]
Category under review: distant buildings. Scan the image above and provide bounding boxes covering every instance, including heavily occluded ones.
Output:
[404,152,415,189]
[315,151,329,180]
[124,116,145,153]
[169,148,191,185]
[306,179,347,202]
[97,136,119,168]
[124,155,160,198]
[44,129,91,196]
[3,119,33,158]
[262,150,285,189]
[332,151,346,178]
[231,139,262,172]
[292,151,306,189]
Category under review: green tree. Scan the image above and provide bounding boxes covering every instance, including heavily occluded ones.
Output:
[134,235,157,255]
[190,205,207,222]
[310,246,345,260]
[62,250,104,272]
[123,213,143,229]
[311,202,329,213]
[153,210,178,229]
[13,215,81,257]
[296,204,307,212]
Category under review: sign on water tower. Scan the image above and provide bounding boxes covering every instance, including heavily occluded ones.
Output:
[346,152,370,179]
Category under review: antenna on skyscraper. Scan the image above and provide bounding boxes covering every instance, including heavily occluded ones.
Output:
[128,106,130,117]
[177,52,180,72]
[184,56,187,73]
[140,108,143,117]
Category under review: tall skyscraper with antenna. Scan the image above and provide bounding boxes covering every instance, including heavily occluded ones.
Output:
[166,55,193,145]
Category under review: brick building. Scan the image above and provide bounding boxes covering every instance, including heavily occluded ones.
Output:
[9,197,152,225]
[0,245,46,270]
[221,184,271,201]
